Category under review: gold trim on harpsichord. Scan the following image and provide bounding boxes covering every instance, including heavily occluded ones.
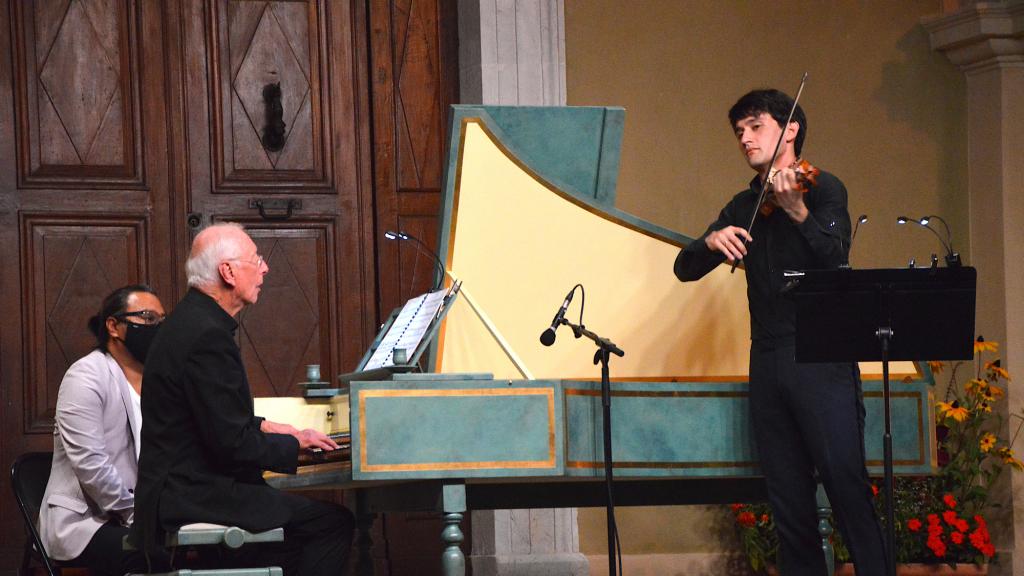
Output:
[567,460,761,470]
[565,388,749,398]
[601,375,751,383]
[357,387,557,472]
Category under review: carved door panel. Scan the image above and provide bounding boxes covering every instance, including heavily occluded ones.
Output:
[0,0,456,570]
[372,0,458,315]
[0,0,175,563]
[368,0,461,574]
[176,0,376,396]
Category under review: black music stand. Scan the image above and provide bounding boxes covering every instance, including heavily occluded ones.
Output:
[790,267,976,576]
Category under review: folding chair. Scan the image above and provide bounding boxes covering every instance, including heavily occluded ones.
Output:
[10,451,87,576]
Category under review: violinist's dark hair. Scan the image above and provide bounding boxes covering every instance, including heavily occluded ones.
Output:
[87,284,156,352]
[728,89,806,157]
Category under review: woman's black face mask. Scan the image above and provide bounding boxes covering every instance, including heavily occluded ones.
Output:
[114,309,164,363]
[123,320,161,363]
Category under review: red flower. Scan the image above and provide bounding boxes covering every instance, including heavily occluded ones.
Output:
[970,530,986,550]
[907,518,922,532]
[760,514,769,524]
[943,493,957,509]
[942,510,958,526]
[970,522,992,555]
[950,531,964,544]
[730,503,744,512]
[871,484,879,497]
[737,511,756,527]
[955,519,969,533]
[927,535,947,558]
[927,514,940,525]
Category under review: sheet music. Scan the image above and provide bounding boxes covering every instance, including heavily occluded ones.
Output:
[363,289,447,370]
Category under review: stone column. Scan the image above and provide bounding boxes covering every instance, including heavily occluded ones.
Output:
[922,2,1024,574]
[458,0,566,105]
[471,508,588,576]
[456,2,585,574]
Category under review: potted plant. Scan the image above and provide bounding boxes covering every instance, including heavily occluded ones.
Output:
[731,338,1023,575]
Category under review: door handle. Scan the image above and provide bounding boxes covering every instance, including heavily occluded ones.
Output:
[248,199,301,221]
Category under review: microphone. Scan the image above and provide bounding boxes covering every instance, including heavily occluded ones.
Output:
[539,287,576,346]
[851,214,868,246]
[384,230,447,290]
[841,214,868,269]
[896,215,961,267]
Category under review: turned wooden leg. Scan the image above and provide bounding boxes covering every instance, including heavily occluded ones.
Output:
[440,512,465,576]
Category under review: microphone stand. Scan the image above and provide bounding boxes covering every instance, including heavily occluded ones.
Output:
[559,318,624,576]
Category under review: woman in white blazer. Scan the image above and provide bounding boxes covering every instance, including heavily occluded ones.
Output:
[39,285,165,576]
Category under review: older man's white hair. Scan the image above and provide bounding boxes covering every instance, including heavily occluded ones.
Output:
[186,222,249,288]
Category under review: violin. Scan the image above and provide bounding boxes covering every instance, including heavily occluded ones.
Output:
[758,158,820,217]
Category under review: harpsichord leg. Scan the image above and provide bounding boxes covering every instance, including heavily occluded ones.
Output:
[441,482,467,576]
[442,512,465,576]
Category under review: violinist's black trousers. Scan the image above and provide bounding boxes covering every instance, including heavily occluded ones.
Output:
[749,339,887,576]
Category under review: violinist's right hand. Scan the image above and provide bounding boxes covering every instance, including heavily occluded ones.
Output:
[705,226,752,262]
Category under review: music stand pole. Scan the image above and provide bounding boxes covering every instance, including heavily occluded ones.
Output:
[877,325,897,576]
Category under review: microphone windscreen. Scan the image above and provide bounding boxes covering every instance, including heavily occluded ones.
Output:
[539,328,556,346]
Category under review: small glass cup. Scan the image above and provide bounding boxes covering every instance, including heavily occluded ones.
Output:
[392,348,408,365]
[305,364,321,383]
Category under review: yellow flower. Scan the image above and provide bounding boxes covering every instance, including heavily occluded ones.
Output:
[974,339,999,354]
[977,401,992,413]
[965,378,987,396]
[982,383,1005,401]
[928,361,945,375]
[980,433,996,452]
[997,447,1024,471]
[937,401,969,422]
[984,361,1011,381]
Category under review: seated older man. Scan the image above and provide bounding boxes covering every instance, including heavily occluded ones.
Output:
[129,222,353,575]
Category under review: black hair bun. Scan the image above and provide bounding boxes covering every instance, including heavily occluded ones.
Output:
[87,314,103,339]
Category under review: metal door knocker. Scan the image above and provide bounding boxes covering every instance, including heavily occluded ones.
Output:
[261,82,286,152]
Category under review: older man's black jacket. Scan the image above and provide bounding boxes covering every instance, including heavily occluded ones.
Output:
[129,288,298,553]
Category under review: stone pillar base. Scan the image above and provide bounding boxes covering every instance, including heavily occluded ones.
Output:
[472,553,590,576]
[584,552,754,576]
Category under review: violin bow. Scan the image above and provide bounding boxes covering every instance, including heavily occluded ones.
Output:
[730,72,809,274]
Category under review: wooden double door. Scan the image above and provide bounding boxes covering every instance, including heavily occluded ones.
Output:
[0,0,456,573]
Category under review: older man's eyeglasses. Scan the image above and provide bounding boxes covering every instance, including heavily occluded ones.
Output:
[113,310,165,325]
[227,254,264,269]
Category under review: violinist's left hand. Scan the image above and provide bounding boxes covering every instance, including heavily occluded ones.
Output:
[771,167,809,223]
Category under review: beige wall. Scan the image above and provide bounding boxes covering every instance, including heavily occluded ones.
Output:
[564,0,967,560]
[566,0,966,269]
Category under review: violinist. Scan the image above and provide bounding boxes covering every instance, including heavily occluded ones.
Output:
[674,89,886,576]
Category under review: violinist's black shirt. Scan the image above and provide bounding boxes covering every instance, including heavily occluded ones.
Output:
[674,170,850,342]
